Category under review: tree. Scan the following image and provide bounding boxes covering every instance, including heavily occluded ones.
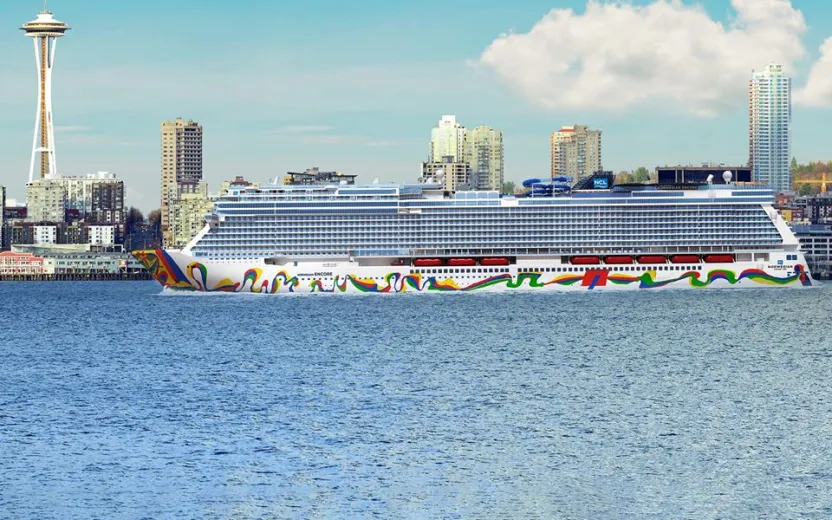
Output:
[147,209,162,245]
[147,209,161,228]
[124,206,145,235]
[791,156,798,173]
[615,171,633,184]
[632,167,651,183]
[501,181,516,195]
[798,183,819,197]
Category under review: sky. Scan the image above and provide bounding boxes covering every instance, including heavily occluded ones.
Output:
[2,0,832,212]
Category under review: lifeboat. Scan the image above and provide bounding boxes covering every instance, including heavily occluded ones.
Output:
[670,255,700,264]
[413,258,443,267]
[448,258,476,266]
[604,255,633,264]
[704,254,735,263]
[480,257,510,266]
[571,256,601,265]
[637,255,666,264]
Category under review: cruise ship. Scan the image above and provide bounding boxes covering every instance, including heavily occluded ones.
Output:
[134,172,813,294]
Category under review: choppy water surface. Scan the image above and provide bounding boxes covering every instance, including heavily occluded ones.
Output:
[1,282,831,519]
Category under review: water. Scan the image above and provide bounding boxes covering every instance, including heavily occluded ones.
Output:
[1,282,831,519]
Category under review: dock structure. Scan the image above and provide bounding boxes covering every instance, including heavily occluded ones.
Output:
[0,271,151,282]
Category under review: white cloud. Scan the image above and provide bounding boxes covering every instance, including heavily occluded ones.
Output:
[477,0,807,116]
[795,37,832,107]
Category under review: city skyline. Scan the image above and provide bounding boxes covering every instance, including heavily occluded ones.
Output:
[3,0,832,211]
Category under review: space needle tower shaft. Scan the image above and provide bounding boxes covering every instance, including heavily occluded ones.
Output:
[21,6,70,181]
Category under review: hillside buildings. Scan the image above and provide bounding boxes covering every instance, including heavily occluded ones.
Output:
[161,118,203,246]
[26,172,124,225]
[8,172,126,248]
[166,181,216,250]
[550,125,602,181]
[749,62,791,193]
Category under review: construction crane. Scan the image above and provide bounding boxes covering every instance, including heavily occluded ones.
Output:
[793,172,829,192]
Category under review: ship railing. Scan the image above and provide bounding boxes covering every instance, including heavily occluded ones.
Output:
[404,245,772,257]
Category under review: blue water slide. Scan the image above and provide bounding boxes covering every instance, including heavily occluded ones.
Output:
[522,178,542,188]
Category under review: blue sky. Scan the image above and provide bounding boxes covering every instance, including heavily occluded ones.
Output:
[2,0,832,211]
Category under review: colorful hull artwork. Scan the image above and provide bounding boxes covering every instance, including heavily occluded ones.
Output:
[134,249,814,294]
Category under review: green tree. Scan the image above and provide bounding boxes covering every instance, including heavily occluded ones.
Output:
[501,181,516,195]
[632,167,651,183]
[791,156,798,173]
[798,183,819,196]
[615,171,633,184]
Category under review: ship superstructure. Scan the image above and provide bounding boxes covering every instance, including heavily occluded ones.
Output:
[135,175,813,293]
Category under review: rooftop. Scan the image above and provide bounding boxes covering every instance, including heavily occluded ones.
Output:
[21,11,69,36]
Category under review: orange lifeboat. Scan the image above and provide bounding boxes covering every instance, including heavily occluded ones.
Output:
[604,256,633,264]
[637,255,666,264]
[571,256,601,265]
[480,258,510,266]
[704,254,735,263]
[413,258,443,267]
[670,255,700,264]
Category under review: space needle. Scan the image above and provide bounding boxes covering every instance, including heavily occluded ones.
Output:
[21,4,70,182]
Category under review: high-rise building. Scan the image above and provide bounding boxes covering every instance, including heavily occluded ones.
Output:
[26,179,66,223]
[430,115,466,162]
[21,9,70,181]
[550,125,602,181]
[464,126,504,191]
[58,172,124,224]
[749,62,791,193]
[161,118,203,246]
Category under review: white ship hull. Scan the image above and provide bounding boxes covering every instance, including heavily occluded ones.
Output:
[135,249,814,294]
